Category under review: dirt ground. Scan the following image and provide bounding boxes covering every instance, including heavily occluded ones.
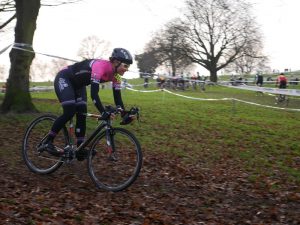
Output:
[0,118,300,225]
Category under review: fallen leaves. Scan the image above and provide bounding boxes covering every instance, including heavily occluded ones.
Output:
[1,122,300,225]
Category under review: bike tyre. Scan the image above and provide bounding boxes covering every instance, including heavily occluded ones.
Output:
[87,127,142,192]
[22,114,69,174]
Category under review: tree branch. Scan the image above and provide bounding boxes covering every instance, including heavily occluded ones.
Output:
[41,0,82,7]
[0,0,15,12]
[0,13,16,29]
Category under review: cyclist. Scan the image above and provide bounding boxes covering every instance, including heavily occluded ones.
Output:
[276,72,288,89]
[43,48,134,160]
[255,72,263,87]
[275,72,288,103]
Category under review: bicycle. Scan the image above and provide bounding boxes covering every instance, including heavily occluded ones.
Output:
[22,106,143,192]
[274,80,289,106]
[275,94,289,106]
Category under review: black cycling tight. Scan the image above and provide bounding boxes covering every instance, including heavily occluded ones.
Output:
[48,103,87,146]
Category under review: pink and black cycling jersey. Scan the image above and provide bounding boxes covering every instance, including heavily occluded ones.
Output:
[55,59,124,113]
[66,59,122,90]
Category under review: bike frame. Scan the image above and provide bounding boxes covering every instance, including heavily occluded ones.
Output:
[62,106,139,159]
[67,114,113,153]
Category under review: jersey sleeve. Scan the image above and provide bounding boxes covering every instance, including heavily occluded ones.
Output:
[90,82,105,113]
[113,88,124,109]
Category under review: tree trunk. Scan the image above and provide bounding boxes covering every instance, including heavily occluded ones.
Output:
[209,67,218,83]
[1,0,40,113]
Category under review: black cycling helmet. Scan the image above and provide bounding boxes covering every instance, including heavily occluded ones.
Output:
[110,48,133,64]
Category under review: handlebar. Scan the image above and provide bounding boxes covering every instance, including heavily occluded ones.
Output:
[84,113,101,119]
[84,106,140,121]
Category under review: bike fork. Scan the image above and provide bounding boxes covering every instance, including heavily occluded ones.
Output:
[105,127,117,161]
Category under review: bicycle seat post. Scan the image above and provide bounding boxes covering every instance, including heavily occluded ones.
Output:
[69,118,75,147]
[61,118,75,162]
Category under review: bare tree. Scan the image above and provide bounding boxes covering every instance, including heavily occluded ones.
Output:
[0,0,14,11]
[50,58,68,74]
[135,51,160,77]
[30,57,68,81]
[225,36,269,75]
[0,0,16,30]
[77,35,111,60]
[1,0,82,113]
[176,0,264,82]
[41,0,81,6]
[1,0,40,112]
[225,54,269,75]
[0,0,81,30]
[137,20,192,77]
[152,21,193,76]
[30,58,46,81]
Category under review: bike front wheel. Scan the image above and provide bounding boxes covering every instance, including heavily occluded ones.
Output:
[88,128,143,192]
[22,114,69,174]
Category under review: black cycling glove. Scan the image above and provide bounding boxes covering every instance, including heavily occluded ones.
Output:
[120,111,134,125]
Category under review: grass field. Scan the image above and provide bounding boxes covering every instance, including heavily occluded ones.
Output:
[1,79,300,185]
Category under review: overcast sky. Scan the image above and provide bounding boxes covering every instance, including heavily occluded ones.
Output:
[34,0,186,60]
[1,0,300,78]
[250,0,300,71]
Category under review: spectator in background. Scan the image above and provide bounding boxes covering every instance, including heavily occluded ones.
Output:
[255,73,264,86]
[144,76,149,88]
[159,76,165,88]
[156,76,161,88]
[289,76,299,85]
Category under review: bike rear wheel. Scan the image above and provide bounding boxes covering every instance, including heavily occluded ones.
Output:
[22,114,69,174]
[87,128,142,192]
[275,94,289,106]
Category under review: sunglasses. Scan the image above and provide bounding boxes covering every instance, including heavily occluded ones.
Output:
[121,63,130,69]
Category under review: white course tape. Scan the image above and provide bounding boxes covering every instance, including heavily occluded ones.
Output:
[4,43,300,112]
[126,85,300,112]
[233,98,300,112]
[12,45,78,62]
[126,87,162,93]
[129,82,158,87]
[126,86,230,100]
[221,84,300,97]
[164,88,300,111]
[163,89,230,101]
[1,42,78,62]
